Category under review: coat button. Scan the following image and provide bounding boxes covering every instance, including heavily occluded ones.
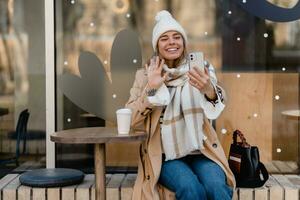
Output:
[212,143,218,148]
[147,175,150,180]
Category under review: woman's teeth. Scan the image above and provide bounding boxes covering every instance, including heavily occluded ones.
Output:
[167,48,177,52]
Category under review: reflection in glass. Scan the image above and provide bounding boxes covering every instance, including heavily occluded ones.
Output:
[0,0,46,176]
[55,0,299,174]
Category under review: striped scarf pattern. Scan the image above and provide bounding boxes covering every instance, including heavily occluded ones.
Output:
[161,63,207,161]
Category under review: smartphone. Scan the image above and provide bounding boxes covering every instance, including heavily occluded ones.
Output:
[189,52,204,72]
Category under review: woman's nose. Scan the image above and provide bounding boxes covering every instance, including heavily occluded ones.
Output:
[168,38,175,44]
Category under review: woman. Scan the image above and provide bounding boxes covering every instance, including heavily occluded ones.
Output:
[126,10,235,200]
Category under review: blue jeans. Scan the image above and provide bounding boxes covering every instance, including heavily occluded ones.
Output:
[158,154,233,200]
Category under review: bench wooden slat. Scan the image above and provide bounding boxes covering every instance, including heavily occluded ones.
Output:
[265,162,280,173]
[285,174,300,187]
[232,189,238,200]
[61,187,75,200]
[267,175,284,200]
[121,174,136,188]
[18,185,31,200]
[239,188,253,200]
[266,175,280,187]
[91,186,95,200]
[121,174,136,200]
[47,188,60,200]
[0,174,19,199]
[273,174,295,187]
[32,188,46,200]
[270,186,284,200]
[91,174,112,200]
[106,174,112,184]
[254,186,268,200]
[8,175,21,189]
[284,187,299,200]
[0,174,19,189]
[61,173,95,200]
[107,174,125,200]
[2,174,21,200]
[76,174,94,200]
[286,162,299,173]
[2,178,19,200]
[3,173,300,200]
[273,174,299,200]
[273,161,294,174]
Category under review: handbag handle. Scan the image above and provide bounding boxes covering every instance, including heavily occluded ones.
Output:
[233,130,250,147]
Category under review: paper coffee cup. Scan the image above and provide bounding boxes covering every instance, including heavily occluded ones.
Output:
[116,108,132,134]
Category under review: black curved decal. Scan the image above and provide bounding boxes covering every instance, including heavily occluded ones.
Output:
[234,0,300,22]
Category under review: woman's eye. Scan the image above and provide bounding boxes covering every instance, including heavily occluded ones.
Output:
[174,36,181,40]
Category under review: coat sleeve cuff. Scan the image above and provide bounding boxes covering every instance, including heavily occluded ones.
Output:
[203,84,225,119]
[139,85,155,116]
[147,84,171,106]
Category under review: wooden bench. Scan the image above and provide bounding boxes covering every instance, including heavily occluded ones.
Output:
[0,173,136,200]
[1,173,300,199]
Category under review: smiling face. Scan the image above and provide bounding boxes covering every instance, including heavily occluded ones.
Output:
[157,31,185,66]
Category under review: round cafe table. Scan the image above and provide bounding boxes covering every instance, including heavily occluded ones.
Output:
[51,127,147,200]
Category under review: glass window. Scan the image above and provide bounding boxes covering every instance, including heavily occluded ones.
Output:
[55,0,299,173]
[0,0,46,176]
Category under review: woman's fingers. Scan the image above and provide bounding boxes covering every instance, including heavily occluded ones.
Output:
[190,67,208,79]
[150,57,154,66]
[155,56,160,69]
[189,68,201,80]
[189,79,202,89]
[188,72,207,86]
[189,67,210,82]
[158,59,165,71]
[189,80,196,87]
[194,67,211,82]
[149,56,161,71]
[188,74,204,88]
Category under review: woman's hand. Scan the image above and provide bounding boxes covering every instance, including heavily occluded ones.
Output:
[188,67,217,100]
[146,56,169,89]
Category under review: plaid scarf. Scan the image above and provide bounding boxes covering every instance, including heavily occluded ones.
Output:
[161,63,207,161]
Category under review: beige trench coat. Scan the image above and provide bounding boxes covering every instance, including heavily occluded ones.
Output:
[126,68,236,200]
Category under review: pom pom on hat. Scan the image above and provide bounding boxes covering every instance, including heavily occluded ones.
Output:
[152,10,187,52]
[155,10,172,22]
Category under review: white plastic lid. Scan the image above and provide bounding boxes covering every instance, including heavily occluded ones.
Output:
[116,108,132,114]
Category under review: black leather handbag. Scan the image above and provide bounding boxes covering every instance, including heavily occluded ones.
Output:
[228,130,269,188]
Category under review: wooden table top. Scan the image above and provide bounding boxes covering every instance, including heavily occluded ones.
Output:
[51,127,147,144]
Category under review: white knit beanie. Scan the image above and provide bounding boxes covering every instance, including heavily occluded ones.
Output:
[152,10,187,52]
